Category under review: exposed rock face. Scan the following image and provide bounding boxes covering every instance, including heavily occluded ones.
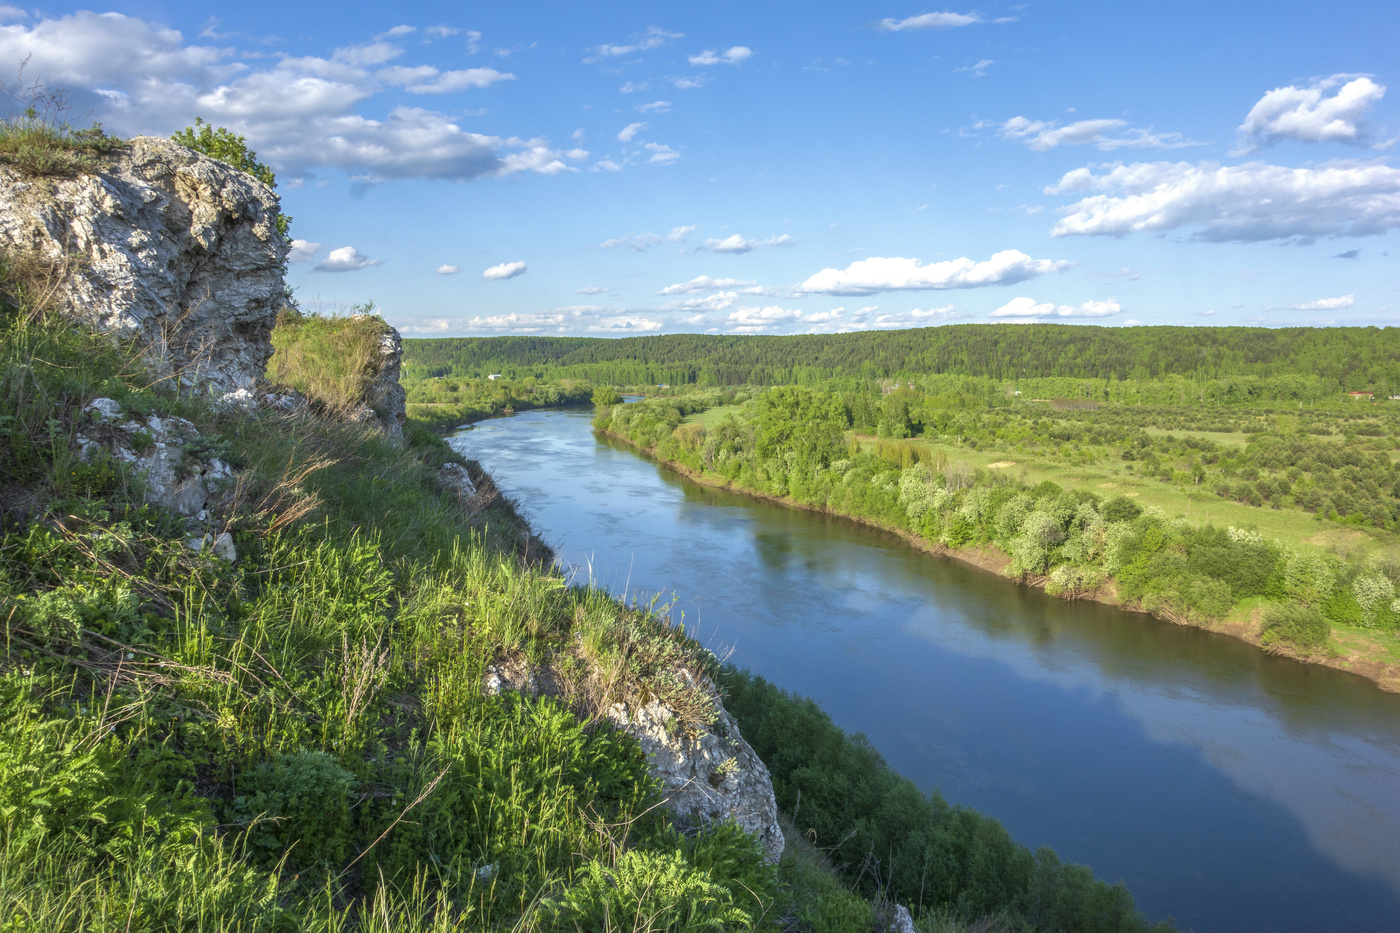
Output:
[485,662,784,863]
[0,136,288,395]
[355,318,406,441]
[77,398,234,521]
[604,679,785,863]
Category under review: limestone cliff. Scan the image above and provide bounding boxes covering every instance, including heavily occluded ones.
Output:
[0,135,287,396]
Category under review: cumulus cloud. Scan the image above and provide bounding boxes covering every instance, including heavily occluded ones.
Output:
[726,305,803,333]
[1047,160,1400,241]
[1272,294,1355,311]
[587,26,682,61]
[689,46,752,66]
[0,11,569,183]
[989,296,1123,319]
[878,12,979,31]
[482,261,527,280]
[658,275,756,295]
[798,249,1069,295]
[618,121,646,142]
[1236,75,1385,154]
[644,142,680,163]
[666,291,742,311]
[287,239,323,263]
[702,233,794,254]
[436,264,460,274]
[996,116,1201,151]
[314,246,381,272]
[667,225,696,242]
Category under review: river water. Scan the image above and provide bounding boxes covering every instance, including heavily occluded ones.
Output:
[448,408,1400,932]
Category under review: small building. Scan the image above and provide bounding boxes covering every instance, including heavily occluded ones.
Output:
[487,374,502,381]
[1348,390,1373,400]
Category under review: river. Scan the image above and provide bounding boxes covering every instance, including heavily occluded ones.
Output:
[448,408,1400,932]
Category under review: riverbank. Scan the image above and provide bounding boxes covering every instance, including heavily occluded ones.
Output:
[596,424,1400,693]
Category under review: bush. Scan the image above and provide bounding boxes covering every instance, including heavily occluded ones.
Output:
[228,750,357,869]
[1101,496,1141,522]
[1261,603,1330,650]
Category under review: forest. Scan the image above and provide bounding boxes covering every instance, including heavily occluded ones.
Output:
[403,325,1400,400]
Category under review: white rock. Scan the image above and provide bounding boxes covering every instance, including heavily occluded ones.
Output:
[210,531,237,562]
[440,462,477,499]
[0,136,288,394]
[86,397,124,422]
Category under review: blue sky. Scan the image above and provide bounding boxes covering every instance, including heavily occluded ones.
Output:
[6,1,1398,336]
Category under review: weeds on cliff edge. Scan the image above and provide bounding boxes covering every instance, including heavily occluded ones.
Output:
[0,59,123,178]
[268,306,392,415]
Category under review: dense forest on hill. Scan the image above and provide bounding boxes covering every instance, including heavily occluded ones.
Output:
[404,326,1400,397]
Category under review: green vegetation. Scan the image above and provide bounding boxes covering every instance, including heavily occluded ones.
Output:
[171,118,292,240]
[268,305,393,413]
[404,374,596,434]
[404,326,1400,399]
[594,384,1400,662]
[0,300,791,930]
[721,670,1171,933]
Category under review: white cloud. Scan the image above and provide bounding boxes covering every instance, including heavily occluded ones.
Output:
[1047,159,1400,241]
[689,46,753,66]
[382,25,415,38]
[1274,294,1355,311]
[798,249,1069,295]
[314,246,381,272]
[436,264,460,275]
[667,225,696,242]
[588,26,682,60]
[584,315,663,333]
[592,159,623,172]
[727,305,803,333]
[576,286,609,295]
[702,233,794,254]
[618,121,646,142]
[1236,75,1385,153]
[287,239,323,263]
[671,75,707,89]
[425,25,459,39]
[637,100,671,113]
[666,291,742,311]
[483,261,527,280]
[644,142,680,163]
[959,59,994,77]
[996,116,1200,151]
[0,12,566,183]
[378,65,514,94]
[619,80,648,93]
[658,274,756,295]
[878,12,980,31]
[990,296,1123,319]
[599,232,664,251]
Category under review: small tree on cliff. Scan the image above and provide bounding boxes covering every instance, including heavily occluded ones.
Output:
[172,118,290,239]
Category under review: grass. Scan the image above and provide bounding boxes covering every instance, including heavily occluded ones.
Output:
[0,305,802,930]
[267,307,391,415]
[0,118,123,177]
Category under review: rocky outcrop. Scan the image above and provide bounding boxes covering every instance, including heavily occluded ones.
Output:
[353,318,406,441]
[604,677,785,863]
[485,662,784,863]
[77,397,234,522]
[0,136,288,396]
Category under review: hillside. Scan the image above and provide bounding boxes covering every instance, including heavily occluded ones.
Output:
[403,326,1400,396]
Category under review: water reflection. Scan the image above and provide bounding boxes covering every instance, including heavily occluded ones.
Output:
[451,409,1400,932]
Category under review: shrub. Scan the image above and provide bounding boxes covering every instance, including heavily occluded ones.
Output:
[228,750,357,869]
[1101,496,1141,522]
[1261,603,1330,649]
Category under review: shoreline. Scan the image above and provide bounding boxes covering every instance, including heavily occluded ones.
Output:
[596,425,1400,694]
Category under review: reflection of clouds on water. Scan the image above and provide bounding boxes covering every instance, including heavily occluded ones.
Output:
[451,408,1400,930]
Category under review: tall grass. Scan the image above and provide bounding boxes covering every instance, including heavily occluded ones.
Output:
[268,307,391,413]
